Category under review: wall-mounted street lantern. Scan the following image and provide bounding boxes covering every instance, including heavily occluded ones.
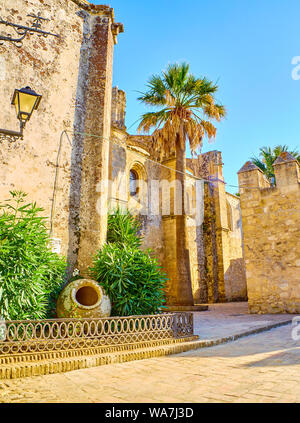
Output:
[0,86,42,142]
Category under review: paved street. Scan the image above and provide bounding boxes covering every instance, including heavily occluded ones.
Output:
[1,322,299,403]
[192,302,293,339]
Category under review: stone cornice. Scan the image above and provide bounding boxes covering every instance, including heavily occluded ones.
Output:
[70,0,124,43]
[70,0,95,11]
[70,1,111,15]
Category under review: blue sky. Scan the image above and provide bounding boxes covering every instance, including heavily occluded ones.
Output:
[96,0,300,193]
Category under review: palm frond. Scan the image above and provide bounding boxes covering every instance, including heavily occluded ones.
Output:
[137,63,226,159]
[250,144,300,182]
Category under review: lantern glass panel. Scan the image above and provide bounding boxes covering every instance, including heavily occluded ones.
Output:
[18,93,37,121]
[12,87,41,123]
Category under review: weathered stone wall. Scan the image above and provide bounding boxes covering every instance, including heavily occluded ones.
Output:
[74,7,123,274]
[180,169,206,305]
[238,154,300,313]
[108,129,165,265]
[0,0,123,276]
[111,87,126,131]
[203,181,218,302]
[188,152,247,303]
[224,193,247,301]
[0,0,83,258]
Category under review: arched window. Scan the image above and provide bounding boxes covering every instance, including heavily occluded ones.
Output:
[129,169,138,196]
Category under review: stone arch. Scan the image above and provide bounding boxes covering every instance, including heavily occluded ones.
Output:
[127,161,148,214]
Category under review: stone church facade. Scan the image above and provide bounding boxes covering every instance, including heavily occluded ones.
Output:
[0,0,247,306]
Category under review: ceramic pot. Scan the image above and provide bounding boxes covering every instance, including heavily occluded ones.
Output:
[56,279,111,319]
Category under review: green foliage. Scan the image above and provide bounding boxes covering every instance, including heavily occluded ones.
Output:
[137,62,226,156]
[107,208,142,248]
[90,244,167,316]
[0,191,67,320]
[89,208,167,316]
[251,145,300,183]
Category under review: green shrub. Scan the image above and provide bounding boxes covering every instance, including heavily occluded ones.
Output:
[89,208,167,316]
[107,208,142,248]
[0,191,67,320]
[90,243,167,316]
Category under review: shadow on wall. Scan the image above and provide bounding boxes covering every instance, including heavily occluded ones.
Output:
[224,258,248,302]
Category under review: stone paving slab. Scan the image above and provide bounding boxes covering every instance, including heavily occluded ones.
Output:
[193,302,296,340]
[0,323,299,403]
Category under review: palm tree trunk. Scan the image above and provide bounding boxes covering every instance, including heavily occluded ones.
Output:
[174,134,194,306]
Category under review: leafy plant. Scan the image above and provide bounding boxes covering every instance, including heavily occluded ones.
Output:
[107,208,142,248]
[90,243,167,316]
[0,191,67,320]
[251,145,300,183]
[89,208,167,316]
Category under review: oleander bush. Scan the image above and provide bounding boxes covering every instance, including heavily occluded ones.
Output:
[0,191,67,320]
[107,207,142,248]
[89,208,167,316]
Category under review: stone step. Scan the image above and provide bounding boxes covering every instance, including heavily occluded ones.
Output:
[0,337,201,380]
[0,335,198,365]
[0,318,292,380]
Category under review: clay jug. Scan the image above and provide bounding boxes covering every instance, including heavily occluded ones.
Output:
[56,279,111,319]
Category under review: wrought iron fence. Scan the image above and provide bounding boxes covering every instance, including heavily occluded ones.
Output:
[0,313,193,355]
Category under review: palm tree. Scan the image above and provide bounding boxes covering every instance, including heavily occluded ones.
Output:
[137,63,226,306]
[251,145,300,183]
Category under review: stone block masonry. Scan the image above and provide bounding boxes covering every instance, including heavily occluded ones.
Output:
[187,152,247,303]
[238,153,300,313]
[0,0,123,276]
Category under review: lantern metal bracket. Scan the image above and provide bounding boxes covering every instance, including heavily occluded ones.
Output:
[0,12,60,48]
[0,121,24,143]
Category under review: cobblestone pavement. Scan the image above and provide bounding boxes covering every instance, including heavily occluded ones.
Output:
[1,323,299,403]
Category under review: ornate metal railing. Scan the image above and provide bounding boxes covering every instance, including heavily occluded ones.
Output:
[0,313,193,355]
